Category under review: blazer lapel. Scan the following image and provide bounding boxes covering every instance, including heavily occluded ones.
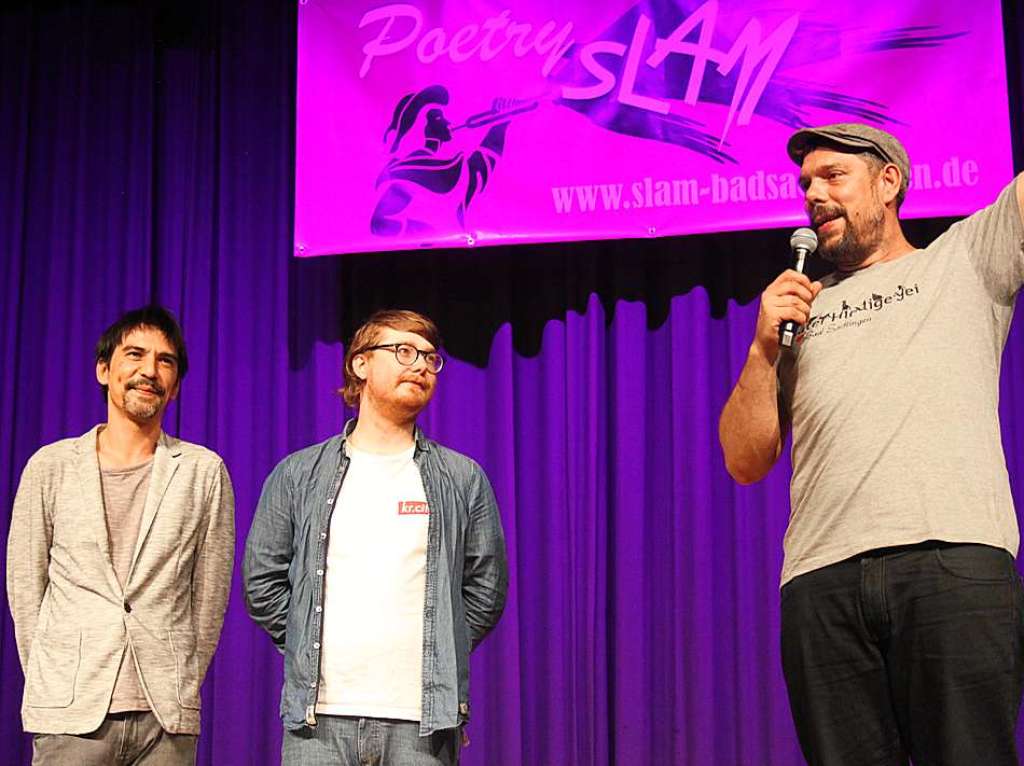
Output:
[128,431,181,579]
[74,425,123,596]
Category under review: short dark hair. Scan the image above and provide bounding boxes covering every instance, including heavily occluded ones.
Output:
[340,309,442,407]
[857,149,906,210]
[95,305,189,399]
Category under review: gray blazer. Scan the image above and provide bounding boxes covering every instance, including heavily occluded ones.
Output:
[5,426,235,735]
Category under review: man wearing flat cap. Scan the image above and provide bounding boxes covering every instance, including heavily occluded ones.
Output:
[720,123,1024,764]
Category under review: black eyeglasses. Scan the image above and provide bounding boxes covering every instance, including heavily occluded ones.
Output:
[359,343,445,373]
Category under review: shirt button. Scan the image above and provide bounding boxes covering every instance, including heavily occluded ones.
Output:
[315,606,322,613]
[309,682,316,688]
[313,642,320,650]
[316,569,324,576]
[319,532,327,541]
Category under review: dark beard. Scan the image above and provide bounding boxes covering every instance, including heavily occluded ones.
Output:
[817,204,885,270]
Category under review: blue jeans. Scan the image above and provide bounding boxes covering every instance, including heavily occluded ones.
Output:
[281,716,460,766]
[781,541,1024,765]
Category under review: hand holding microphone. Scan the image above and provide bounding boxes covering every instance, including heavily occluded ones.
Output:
[752,228,821,364]
[778,228,819,349]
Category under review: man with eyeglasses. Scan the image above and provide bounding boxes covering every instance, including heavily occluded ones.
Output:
[244,309,508,766]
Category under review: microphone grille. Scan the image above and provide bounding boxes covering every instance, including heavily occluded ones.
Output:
[791,227,818,253]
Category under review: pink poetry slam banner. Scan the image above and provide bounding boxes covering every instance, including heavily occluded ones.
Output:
[294,0,1013,256]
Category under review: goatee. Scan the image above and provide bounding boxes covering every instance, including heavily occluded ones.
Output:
[125,392,161,420]
[817,205,885,270]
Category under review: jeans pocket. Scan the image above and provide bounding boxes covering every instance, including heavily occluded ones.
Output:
[935,544,1013,582]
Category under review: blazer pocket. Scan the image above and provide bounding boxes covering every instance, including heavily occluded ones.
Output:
[168,630,202,710]
[26,630,81,708]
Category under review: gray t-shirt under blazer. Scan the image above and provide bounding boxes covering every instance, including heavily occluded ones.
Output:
[778,177,1024,586]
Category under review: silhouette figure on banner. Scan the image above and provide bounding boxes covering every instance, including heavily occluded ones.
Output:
[370,84,537,239]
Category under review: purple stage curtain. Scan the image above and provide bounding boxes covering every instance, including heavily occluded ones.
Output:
[1,2,1022,764]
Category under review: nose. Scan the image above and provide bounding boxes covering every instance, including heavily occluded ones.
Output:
[139,353,158,378]
[804,177,828,209]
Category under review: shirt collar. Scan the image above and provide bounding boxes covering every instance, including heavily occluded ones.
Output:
[338,418,430,454]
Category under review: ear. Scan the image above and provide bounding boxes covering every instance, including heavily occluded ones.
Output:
[352,353,369,381]
[96,360,110,387]
[879,163,902,206]
[168,378,180,402]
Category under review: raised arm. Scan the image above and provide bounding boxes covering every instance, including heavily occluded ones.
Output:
[1017,173,1024,225]
[719,269,821,484]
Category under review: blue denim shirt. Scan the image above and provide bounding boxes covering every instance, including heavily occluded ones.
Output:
[243,421,508,736]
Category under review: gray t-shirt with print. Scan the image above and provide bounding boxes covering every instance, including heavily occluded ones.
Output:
[777,177,1024,586]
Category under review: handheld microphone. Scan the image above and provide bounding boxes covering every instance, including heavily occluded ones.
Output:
[779,227,819,349]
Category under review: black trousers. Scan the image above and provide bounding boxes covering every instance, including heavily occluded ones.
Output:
[781,542,1024,766]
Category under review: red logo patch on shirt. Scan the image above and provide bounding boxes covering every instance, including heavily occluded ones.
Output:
[397,501,429,515]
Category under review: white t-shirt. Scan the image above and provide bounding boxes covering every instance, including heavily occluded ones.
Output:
[316,443,429,720]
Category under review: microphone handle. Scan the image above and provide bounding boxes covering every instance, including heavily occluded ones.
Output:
[778,247,809,349]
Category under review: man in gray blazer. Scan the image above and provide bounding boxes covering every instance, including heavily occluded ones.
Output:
[6,305,235,765]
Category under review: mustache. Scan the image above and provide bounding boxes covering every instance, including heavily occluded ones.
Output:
[810,204,846,227]
[399,372,431,387]
[126,378,166,396]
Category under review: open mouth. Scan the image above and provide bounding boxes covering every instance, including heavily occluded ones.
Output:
[812,208,844,231]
